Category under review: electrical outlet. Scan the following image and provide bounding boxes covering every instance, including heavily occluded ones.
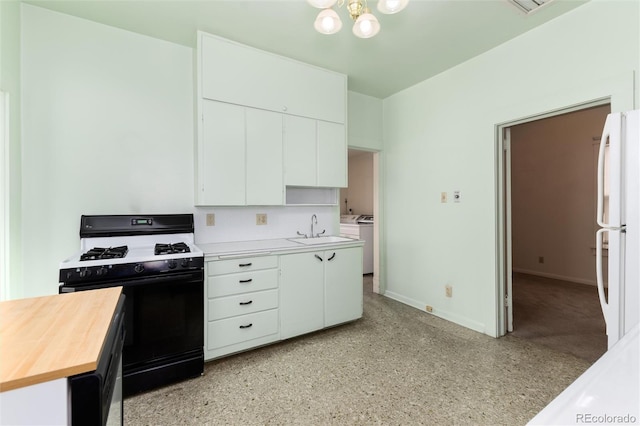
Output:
[206,213,215,226]
[538,256,544,264]
[426,305,433,313]
[445,285,452,298]
[256,213,267,225]
[441,192,447,203]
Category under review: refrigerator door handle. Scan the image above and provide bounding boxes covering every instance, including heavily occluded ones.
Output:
[596,228,609,319]
[596,115,612,228]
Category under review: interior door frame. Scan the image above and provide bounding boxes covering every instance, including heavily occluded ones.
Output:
[495,97,612,337]
[0,91,8,301]
[343,148,383,294]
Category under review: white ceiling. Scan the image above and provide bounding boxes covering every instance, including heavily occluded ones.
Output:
[24,0,589,98]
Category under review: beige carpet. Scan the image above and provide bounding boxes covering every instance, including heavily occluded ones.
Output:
[125,275,590,425]
[511,273,607,364]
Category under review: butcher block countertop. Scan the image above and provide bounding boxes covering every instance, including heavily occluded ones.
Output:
[0,287,122,392]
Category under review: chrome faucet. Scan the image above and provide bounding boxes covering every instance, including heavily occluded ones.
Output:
[310,214,326,238]
[296,214,325,238]
[311,214,317,238]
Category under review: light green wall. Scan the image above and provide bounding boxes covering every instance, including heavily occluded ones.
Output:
[20,4,194,297]
[382,0,639,337]
[0,0,22,300]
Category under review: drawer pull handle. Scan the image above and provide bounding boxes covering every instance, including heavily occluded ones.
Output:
[314,254,323,262]
[239,323,253,329]
[239,300,253,306]
[328,252,336,261]
[239,263,252,267]
[239,279,253,283]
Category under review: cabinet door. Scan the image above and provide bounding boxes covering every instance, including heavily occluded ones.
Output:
[199,101,246,205]
[280,252,324,339]
[283,115,317,186]
[200,33,345,124]
[317,121,347,188]
[324,247,363,327]
[246,109,283,205]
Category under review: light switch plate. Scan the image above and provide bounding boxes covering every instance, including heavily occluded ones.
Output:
[206,213,215,226]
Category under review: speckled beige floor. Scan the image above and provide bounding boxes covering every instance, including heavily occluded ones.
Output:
[124,276,589,425]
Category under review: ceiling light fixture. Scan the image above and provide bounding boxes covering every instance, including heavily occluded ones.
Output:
[309,0,408,39]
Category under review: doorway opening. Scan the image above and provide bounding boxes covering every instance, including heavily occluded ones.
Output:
[497,101,610,362]
[341,148,381,293]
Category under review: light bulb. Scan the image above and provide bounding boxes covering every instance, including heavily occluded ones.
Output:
[322,16,335,32]
[377,0,408,14]
[387,0,400,10]
[314,9,342,35]
[359,20,372,35]
[308,0,338,9]
[353,11,380,38]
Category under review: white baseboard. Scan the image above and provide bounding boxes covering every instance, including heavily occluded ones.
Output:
[512,268,597,286]
[383,290,487,335]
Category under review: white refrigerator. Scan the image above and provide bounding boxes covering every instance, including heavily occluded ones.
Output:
[596,109,639,349]
[528,110,640,425]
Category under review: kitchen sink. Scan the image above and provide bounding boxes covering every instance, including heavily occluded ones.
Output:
[287,236,355,245]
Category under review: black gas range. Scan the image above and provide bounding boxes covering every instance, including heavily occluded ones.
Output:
[59,214,204,396]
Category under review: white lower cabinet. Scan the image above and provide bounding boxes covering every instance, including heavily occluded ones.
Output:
[280,246,363,339]
[207,309,279,351]
[324,247,364,327]
[205,256,280,360]
[204,245,363,360]
[280,252,325,339]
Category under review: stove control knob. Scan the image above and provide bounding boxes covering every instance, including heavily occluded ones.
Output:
[181,258,190,268]
[79,268,91,279]
[167,259,177,270]
[96,267,108,277]
[134,264,144,274]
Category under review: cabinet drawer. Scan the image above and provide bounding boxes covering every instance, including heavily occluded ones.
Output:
[208,289,278,321]
[207,309,279,350]
[207,256,278,276]
[208,269,278,297]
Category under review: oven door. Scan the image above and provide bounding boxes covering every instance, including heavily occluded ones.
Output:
[120,272,204,365]
[61,270,204,396]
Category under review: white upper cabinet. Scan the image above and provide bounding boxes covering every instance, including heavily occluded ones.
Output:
[284,115,347,188]
[197,100,283,206]
[245,108,283,205]
[198,101,246,206]
[317,120,347,188]
[196,32,347,205]
[283,115,317,187]
[199,32,346,124]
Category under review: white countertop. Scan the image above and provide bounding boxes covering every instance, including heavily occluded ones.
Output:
[528,323,639,425]
[197,237,364,258]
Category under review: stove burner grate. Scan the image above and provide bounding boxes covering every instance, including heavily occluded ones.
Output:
[155,242,191,255]
[80,246,129,261]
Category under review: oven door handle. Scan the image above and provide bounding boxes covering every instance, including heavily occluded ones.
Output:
[62,272,203,291]
[119,273,201,287]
